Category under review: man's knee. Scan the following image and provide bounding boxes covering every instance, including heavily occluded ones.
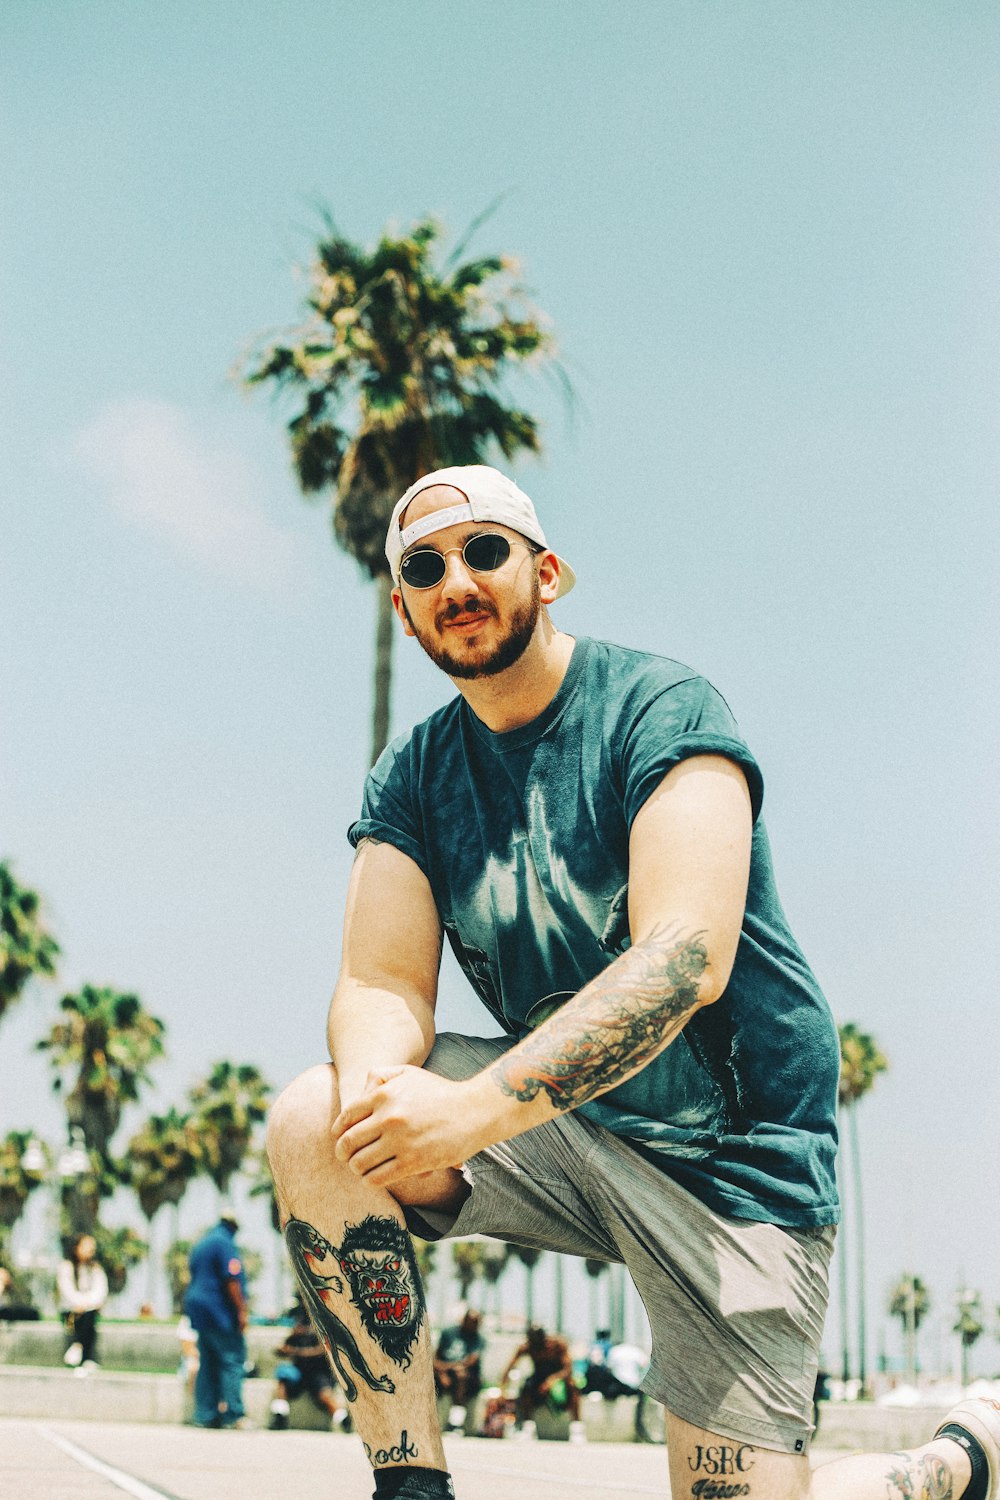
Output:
[266,1064,340,1177]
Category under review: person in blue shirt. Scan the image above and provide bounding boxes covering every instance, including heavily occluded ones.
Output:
[184,1209,249,1430]
[266,467,1000,1500]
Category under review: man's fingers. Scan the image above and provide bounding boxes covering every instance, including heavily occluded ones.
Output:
[344,1140,399,1178]
[333,1116,383,1161]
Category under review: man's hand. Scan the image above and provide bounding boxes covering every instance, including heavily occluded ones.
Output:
[332,1066,493,1187]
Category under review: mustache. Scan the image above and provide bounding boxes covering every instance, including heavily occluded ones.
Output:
[435,597,498,629]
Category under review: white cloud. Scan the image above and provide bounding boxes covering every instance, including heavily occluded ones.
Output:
[72,399,300,589]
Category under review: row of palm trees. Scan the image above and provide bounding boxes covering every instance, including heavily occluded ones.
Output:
[0,859,273,1297]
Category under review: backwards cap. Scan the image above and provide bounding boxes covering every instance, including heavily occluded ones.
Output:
[385,465,576,599]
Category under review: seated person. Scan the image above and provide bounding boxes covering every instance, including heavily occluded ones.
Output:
[499,1324,584,1438]
[433,1306,485,1429]
[269,1301,347,1431]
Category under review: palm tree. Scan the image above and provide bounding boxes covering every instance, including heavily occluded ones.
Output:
[451,1239,487,1303]
[889,1272,930,1385]
[584,1258,609,1335]
[95,1222,148,1298]
[0,1130,48,1243]
[165,1237,193,1315]
[480,1239,509,1326]
[188,1062,271,1203]
[37,985,165,1231]
[837,1022,888,1390]
[243,212,560,764]
[0,861,59,1025]
[954,1287,984,1388]
[508,1244,543,1329]
[126,1109,205,1305]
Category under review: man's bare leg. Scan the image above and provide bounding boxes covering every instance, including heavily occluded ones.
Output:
[666,1412,975,1500]
[267,1064,466,1491]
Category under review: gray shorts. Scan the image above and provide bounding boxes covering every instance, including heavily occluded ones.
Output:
[405,1032,834,1454]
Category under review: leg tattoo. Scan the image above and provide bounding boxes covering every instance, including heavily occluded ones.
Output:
[337,1215,424,1370]
[883,1452,954,1500]
[284,1217,396,1401]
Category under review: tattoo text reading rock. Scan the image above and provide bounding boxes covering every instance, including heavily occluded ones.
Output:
[492,926,709,1111]
[365,1431,419,1467]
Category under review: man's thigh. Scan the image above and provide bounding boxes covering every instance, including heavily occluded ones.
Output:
[666,1410,812,1500]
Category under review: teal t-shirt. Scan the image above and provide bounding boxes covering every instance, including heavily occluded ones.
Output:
[348,637,840,1228]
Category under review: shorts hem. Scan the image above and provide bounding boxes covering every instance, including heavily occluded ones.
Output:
[646,1372,812,1454]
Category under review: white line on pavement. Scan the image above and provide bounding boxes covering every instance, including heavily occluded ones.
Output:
[37,1426,180,1500]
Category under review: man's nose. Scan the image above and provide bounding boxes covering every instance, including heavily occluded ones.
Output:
[438,548,480,601]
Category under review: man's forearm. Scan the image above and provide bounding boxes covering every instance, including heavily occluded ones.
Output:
[482,922,711,1127]
[328,979,435,1109]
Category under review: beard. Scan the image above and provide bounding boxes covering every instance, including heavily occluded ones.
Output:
[403,572,541,680]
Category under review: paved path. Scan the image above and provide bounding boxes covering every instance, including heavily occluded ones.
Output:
[0,1419,843,1500]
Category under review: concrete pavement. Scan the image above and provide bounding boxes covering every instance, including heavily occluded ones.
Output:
[3,1419,686,1500]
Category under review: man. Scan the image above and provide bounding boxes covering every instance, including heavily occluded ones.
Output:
[499,1324,583,1438]
[268,466,1000,1500]
[270,1299,348,1431]
[433,1307,485,1432]
[184,1209,250,1430]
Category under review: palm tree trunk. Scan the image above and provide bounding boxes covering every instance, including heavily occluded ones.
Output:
[370,574,395,767]
[837,1110,851,1383]
[848,1105,868,1394]
[145,1213,157,1306]
[554,1254,564,1333]
[610,1263,626,1344]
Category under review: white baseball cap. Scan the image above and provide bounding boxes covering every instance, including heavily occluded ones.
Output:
[385,465,576,599]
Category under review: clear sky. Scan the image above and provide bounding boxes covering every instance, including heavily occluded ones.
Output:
[2,2,997,1370]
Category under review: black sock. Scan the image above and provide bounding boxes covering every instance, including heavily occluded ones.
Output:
[372,1467,455,1500]
[937,1424,990,1500]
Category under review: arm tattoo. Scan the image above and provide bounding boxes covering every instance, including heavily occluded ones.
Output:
[285,1215,425,1396]
[491,925,708,1111]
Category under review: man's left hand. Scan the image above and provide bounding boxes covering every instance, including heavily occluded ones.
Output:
[331,1066,492,1186]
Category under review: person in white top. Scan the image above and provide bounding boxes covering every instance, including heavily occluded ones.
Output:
[57,1233,108,1372]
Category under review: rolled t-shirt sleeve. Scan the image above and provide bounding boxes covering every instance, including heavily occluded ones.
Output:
[347,735,428,875]
[616,674,764,830]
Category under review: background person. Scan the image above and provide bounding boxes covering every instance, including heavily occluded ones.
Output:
[57,1233,107,1373]
[433,1306,485,1432]
[269,1299,348,1431]
[499,1324,584,1439]
[183,1208,250,1430]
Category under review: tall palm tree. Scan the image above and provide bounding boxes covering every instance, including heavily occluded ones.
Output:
[0,1130,48,1243]
[451,1239,487,1303]
[953,1287,984,1388]
[837,1022,888,1390]
[480,1239,509,1326]
[126,1109,205,1304]
[508,1243,543,1329]
[37,985,165,1232]
[0,861,59,1025]
[243,212,561,765]
[188,1061,271,1203]
[95,1222,148,1298]
[583,1258,609,1336]
[889,1272,930,1385]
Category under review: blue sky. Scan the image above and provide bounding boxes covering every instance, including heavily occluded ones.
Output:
[2,2,997,1367]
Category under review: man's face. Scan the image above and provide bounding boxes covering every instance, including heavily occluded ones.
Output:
[391,485,544,681]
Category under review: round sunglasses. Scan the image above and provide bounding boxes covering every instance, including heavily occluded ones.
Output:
[399,531,532,589]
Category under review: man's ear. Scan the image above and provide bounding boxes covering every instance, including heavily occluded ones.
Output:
[537,550,562,605]
[391,585,417,636]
